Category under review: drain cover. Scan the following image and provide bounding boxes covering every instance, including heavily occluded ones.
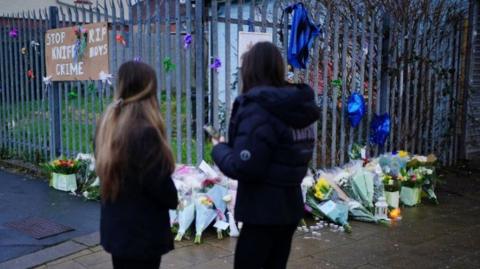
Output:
[4,217,74,239]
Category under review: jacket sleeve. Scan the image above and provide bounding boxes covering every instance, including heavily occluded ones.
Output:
[135,128,178,209]
[212,110,277,181]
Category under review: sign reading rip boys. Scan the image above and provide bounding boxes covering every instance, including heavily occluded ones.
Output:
[45,22,109,81]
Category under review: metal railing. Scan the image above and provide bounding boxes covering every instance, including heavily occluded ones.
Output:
[0,0,470,168]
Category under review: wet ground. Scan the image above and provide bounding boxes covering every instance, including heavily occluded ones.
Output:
[1,163,479,269]
[0,169,99,263]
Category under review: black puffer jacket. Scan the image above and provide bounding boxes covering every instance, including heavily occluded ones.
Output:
[212,84,320,225]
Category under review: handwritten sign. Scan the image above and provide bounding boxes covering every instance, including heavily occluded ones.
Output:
[45,22,109,81]
[238,31,272,66]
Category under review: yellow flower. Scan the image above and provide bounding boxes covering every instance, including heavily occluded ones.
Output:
[313,178,331,200]
[316,178,330,190]
[199,196,213,207]
[398,151,409,158]
[314,190,324,200]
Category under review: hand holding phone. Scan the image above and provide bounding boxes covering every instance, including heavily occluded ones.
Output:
[203,125,220,139]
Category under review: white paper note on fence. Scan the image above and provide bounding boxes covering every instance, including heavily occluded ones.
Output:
[238,31,273,65]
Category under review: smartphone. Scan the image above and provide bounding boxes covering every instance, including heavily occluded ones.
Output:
[203,125,220,139]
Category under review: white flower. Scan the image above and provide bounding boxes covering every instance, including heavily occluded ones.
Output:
[375,164,383,175]
[222,194,232,203]
[426,169,433,175]
[301,176,315,188]
[99,71,113,85]
[383,166,391,174]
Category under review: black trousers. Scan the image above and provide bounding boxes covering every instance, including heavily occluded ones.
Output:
[234,224,297,269]
[112,256,161,269]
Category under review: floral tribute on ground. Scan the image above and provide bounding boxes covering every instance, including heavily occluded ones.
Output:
[41,147,438,242]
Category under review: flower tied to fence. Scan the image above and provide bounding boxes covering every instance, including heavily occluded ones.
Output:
[99,71,112,85]
[30,40,40,54]
[184,33,192,49]
[331,79,342,88]
[43,76,52,86]
[163,57,176,73]
[210,57,221,72]
[116,33,126,46]
[27,70,34,79]
[9,27,18,38]
[73,25,88,63]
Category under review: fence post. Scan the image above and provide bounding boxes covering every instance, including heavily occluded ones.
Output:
[48,6,61,159]
[459,0,476,160]
[195,0,205,164]
[380,14,390,115]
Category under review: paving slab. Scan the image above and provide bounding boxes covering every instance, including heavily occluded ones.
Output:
[72,232,100,247]
[0,241,86,269]
[73,250,111,267]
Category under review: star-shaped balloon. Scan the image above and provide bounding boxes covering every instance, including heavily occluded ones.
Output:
[370,113,391,147]
[347,92,365,128]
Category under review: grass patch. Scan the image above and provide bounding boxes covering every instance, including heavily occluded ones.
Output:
[0,90,213,165]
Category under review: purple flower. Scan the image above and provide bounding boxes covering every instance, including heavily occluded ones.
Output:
[133,56,142,62]
[184,33,192,49]
[9,28,18,38]
[304,204,313,213]
[210,57,221,72]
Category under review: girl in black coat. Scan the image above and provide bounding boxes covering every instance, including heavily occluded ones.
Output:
[212,42,320,269]
[95,61,178,269]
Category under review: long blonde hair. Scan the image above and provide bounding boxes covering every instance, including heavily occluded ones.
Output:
[95,61,175,202]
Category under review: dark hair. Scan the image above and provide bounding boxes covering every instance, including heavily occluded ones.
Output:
[95,61,175,202]
[240,42,286,93]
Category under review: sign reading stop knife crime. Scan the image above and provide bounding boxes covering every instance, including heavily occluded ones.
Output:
[45,22,109,81]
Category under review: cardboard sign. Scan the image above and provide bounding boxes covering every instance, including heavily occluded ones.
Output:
[45,22,109,81]
[238,31,273,65]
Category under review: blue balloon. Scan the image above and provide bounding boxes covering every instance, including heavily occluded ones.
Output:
[285,3,320,69]
[347,92,365,127]
[370,113,391,147]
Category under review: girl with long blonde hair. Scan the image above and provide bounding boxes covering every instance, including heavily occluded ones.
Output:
[95,61,178,269]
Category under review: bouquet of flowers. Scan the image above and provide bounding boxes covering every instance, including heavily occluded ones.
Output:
[406,159,438,204]
[194,191,218,244]
[206,184,229,239]
[378,153,408,177]
[42,157,81,192]
[175,195,195,241]
[338,171,377,223]
[306,178,351,232]
[218,172,240,237]
[42,158,80,175]
[383,174,401,192]
[401,168,424,188]
[75,153,100,200]
[172,166,204,241]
